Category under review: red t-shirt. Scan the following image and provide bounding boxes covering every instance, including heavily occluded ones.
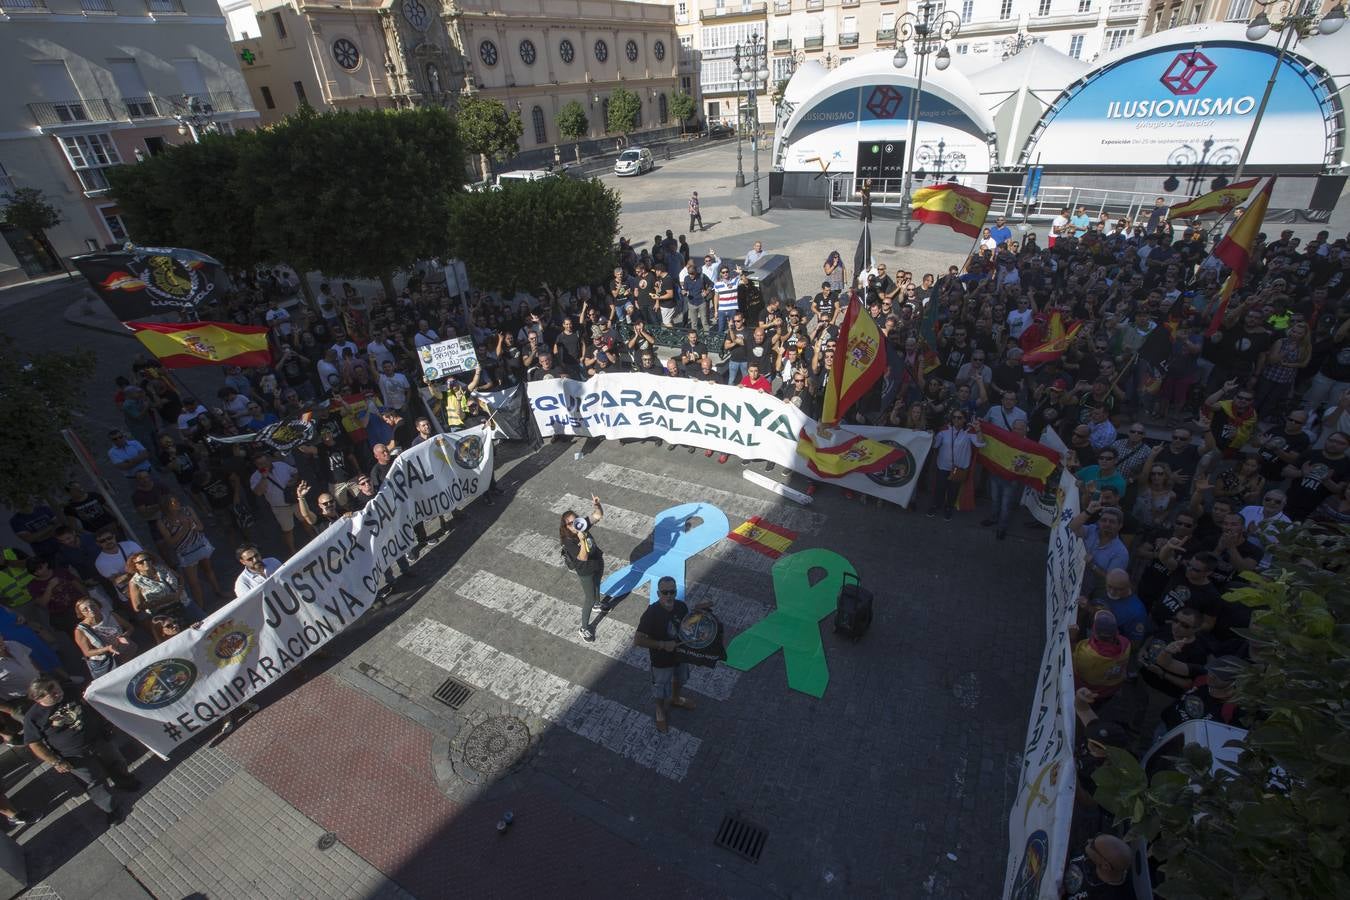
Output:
[740,375,773,394]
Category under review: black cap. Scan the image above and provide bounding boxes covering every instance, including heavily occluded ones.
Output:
[1084,720,1130,748]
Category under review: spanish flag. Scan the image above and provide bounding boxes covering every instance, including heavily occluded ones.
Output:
[1213,176,1275,282]
[727,516,798,559]
[1020,310,1083,366]
[796,426,903,479]
[1166,178,1259,220]
[1204,273,1239,338]
[975,422,1060,491]
[910,183,993,239]
[127,320,273,369]
[821,294,886,425]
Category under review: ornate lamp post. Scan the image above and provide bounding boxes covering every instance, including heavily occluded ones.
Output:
[891,1,961,247]
[735,34,770,216]
[172,94,218,143]
[1234,1,1344,182]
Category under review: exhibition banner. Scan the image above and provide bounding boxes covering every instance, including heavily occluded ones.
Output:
[1003,473,1085,900]
[84,429,495,758]
[526,374,931,505]
[1030,43,1332,168]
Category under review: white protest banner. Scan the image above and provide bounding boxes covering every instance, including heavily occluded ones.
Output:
[417,336,478,381]
[83,428,494,759]
[1004,472,1084,900]
[1021,427,1070,528]
[527,373,931,505]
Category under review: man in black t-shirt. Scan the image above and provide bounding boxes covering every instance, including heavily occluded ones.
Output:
[1148,545,1221,631]
[634,576,711,733]
[1153,426,1201,490]
[1254,411,1311,482]
[1283,432,1349,520]
[24,677,138,822]
[63,483,117,535]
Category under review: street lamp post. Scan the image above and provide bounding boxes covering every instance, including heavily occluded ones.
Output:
[734,34,770,217]
[172,94,218,143]
[734,44,746,188]
[1234,1,1344,182]
[891,1,962,247]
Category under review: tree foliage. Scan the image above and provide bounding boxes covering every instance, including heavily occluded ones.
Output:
[446,177,620,298]
[457,95,523,174]
[670,91,697,131]
[107,107,466,285]
[607,87,641,140]
[770,78,789,110]
[555,101,589,143]
[0,335,94,507]
[1093,522,1350,900]
[0,187,62,234]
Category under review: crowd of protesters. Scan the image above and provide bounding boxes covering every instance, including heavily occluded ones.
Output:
[1,198,1347,859]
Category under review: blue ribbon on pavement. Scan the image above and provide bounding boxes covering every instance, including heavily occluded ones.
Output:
[600,502,728,603]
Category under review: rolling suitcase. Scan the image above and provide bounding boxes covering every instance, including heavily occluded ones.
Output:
[833,571,873,640]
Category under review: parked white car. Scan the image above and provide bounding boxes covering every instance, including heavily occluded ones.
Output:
[614,147,654,176]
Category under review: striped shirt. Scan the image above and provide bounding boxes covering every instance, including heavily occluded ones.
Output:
[714,276,740,313]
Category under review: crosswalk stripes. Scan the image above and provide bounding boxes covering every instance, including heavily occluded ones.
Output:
[454,570,741,701]
[399,618,702,782]
[585,461,826,532]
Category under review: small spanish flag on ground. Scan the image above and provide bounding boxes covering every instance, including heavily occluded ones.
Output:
[910,183,993,239]
[976,421,1061,492]
[127,320,273,369]
[727,516,798,559]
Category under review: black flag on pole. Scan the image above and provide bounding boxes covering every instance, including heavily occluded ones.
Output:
[853,220,872,291]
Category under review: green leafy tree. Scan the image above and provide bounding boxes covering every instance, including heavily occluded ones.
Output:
[457,95,523,180]
[771,78,789,112]
[0,187,65,272]
[107,131,261,267]
[0,336,94,508]
[109,107,466,301]
[606,87,642,145]
[1093,522,1350,900]
[555,101,589,164]
[670,91,696,135]
[446,176,620,299]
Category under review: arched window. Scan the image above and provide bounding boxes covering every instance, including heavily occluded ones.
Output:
[531,105,546,145]
[658,93,668,124]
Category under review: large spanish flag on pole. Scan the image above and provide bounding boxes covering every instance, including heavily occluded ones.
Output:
[127,320,273,369]
[1213,176,1275,279]
[910,184,993,238]
[1020,310,1083,366]
[1166,178,1259,220]
[976,422,1061,491]
[821,293,886,425]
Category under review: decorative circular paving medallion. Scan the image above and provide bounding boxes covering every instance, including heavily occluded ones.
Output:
[461,715,530,774]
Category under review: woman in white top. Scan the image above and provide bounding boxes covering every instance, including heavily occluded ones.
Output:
[928,411,985,520]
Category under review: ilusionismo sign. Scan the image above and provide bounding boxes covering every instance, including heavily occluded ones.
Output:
[1028,42,1332,168]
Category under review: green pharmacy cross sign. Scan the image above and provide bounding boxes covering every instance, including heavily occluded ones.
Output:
[240,49,256,66]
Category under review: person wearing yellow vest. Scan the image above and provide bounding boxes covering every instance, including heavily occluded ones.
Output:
[430,367,482,433]
[0,549,34,610]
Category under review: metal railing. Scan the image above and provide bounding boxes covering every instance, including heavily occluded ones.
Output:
[122,96,160,119]
[81,0,115,11]
[839,32,860,46]
[876,28,897,42]
[773,38,792,50]
[803,35,824,48]
[0,0,48,10]
[145,0,185,12]
[700,1,767,20]
[773,0,790,12]
[28,99,120,127]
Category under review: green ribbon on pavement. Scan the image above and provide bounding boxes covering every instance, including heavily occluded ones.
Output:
[724,548,855,698]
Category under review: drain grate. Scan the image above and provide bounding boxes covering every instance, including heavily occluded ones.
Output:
[432,677,474,709]
[714,814,767,862]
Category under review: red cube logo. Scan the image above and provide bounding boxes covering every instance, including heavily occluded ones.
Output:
[1159,51,1217,96]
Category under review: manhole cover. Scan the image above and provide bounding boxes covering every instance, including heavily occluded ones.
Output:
[462,715,530,774]
[317,832,337,851]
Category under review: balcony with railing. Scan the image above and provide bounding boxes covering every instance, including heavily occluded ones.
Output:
[805,0,822,8]
[74,167,115,196]
[773,0,790,12]
[838,31,859,46]
[956,14,1022,35]
[183,91,245,113]
[841,0,859,6]
[28,99,120,128]
[803,34,824,49]
[122,96,160,119]
[700,1,767,20]
[772,37,793,50]
[1106,0,1144,17]
[875,27,896,43]
[80,0,116,12]
[145,0,185,13]
[0,0,49,11]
